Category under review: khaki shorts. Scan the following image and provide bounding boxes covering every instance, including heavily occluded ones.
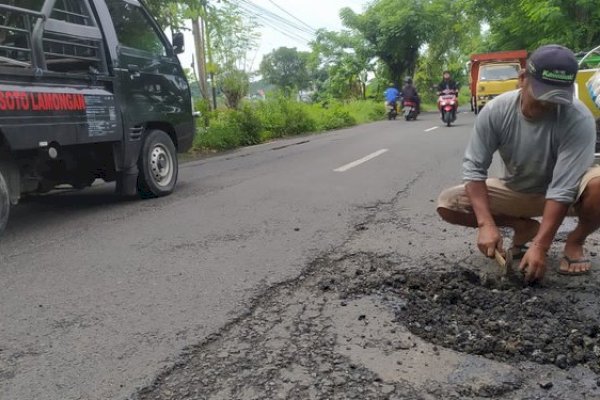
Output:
[437,166,600,218]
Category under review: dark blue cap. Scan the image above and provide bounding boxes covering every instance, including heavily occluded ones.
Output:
[526,44,578,104]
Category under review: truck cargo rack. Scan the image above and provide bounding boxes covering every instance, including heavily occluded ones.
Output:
[0,4,45,68]
[0,0,106,74]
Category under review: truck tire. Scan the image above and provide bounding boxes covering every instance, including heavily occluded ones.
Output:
[137,130,178,198]
[0,168,9,235]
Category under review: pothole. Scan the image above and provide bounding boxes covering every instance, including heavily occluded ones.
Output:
[383,268,600,373]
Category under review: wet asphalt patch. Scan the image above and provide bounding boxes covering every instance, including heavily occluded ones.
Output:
[381,267,600,373]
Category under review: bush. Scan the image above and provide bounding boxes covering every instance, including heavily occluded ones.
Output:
[193,106,262,150]
[194,98,212,128]
[192,98,384,151]
[254,96,316,140]
[235,104,262,146]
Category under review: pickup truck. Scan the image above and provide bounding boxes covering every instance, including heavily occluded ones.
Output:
[0,0,194,234]
[469,50,528,114]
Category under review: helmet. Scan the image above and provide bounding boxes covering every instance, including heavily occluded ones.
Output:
[404,77,413,84]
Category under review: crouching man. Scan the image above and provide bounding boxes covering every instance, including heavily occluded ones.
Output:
[437,44,600,283]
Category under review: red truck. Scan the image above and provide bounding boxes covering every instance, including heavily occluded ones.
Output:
[469,50,528,113]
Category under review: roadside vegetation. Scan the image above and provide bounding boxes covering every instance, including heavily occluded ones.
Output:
[193,97,384,151]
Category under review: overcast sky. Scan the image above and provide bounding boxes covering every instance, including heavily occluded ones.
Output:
[179,0,366,72]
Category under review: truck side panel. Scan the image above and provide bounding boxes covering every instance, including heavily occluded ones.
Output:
[0,82,120,150]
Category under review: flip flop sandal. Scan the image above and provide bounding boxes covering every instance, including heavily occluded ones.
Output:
[558,255,592,276]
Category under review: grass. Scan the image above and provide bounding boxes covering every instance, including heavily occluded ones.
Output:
[193,97,386,151]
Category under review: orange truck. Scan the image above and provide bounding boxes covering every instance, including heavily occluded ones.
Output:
[469,50,528,114]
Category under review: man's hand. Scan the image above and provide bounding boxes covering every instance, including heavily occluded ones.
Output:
[519,245,547,283]
[477,224,503,258]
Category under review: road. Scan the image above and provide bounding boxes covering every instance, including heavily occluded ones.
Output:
[2,111,599,400]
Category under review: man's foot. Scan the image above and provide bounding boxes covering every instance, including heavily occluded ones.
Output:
[511,219,540,254]
[560,242,592,275]
[558,256,591,275]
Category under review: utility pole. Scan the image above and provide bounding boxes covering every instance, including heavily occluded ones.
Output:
[191,16,209,101]
[202,2,218,110]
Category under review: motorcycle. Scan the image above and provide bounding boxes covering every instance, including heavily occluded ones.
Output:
[437,89,458,127]
[402,99,418,121]
[387,101,398,120]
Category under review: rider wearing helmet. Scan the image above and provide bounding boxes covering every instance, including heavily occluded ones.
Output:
[438,70,459,93]
[402,77,420,114]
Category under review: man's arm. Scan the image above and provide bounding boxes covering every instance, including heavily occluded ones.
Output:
[533,200,569,250]
[519,200,569,282]
[466,181,503,257]
[463,104,501,256]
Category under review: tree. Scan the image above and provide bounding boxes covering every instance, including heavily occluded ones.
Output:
[340,0,430,87]
[145,0,191,30]
[259,47,311,93]
[414,0,483,101]
[310,30,374,100]
[464,0,600,52]
[218,67,250,109]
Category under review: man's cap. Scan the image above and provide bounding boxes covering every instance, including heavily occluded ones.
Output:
[526,44,578,104]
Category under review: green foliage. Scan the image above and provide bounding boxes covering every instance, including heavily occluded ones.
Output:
[459,0,600,52]
[340,0,430,86]
[203,2,260,70]
[259,47,311,92]
[193,99,384,151]
[309,30,374,100]
[193,98,212,128]
[193,105,261,150]
[307,103,356,131]
[218,67,250,109]
[253,95,316,139]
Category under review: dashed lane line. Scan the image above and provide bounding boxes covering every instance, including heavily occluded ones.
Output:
[334,149,389,172]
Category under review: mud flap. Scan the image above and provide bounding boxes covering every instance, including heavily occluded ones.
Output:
[116,165,139,197]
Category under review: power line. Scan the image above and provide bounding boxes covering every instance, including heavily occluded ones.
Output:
[265,0,316,32]
[235,0,315,36]
[237,8,309,43]
[238,0,314,34]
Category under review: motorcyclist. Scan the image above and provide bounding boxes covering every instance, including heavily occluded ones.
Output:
[438,70,459,94]
[401,77,420,114]
[384,84,400,112]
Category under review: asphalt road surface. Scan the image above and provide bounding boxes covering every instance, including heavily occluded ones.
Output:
[2,110,597,400]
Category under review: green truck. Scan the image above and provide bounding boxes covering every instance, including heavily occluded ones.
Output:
[0,0,195,235]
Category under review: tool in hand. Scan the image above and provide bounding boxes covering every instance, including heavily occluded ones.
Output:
[494,248,522,284]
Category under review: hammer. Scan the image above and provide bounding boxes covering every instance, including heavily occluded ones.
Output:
[494,248,521,283]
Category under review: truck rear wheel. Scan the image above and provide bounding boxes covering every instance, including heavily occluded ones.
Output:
[0,168,10,235]
[137,130,178,198]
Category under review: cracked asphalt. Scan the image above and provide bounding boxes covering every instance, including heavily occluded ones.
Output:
[1,112,600,399]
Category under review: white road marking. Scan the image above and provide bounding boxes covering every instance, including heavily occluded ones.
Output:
[425,126,439,132]
[334,149,389,172]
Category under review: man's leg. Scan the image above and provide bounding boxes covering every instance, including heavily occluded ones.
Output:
[563,177,600,274]
[437,208,539,251]
[437,180,543,253]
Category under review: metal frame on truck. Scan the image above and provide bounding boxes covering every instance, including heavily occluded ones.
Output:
[0,0,194,235]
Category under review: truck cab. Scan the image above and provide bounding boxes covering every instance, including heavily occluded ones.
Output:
[0,0,194,234]
[469,50,528,114]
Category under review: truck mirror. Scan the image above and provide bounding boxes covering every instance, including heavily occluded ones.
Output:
[173,32,185,54]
